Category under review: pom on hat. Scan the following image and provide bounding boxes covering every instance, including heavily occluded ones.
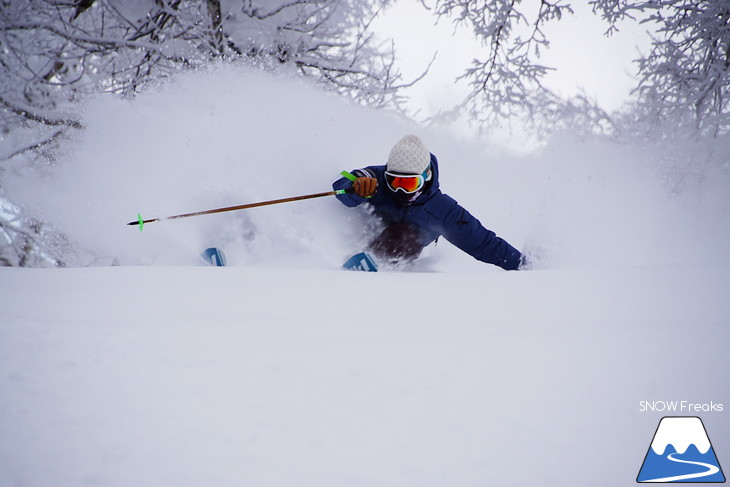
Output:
[386,135,430,175]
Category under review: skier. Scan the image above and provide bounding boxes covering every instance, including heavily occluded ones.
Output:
[333,134,528,270]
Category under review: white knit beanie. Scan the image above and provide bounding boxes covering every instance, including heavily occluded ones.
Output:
[386,135,430,174]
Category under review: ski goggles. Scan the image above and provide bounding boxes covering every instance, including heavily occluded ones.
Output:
[384,167,431,194]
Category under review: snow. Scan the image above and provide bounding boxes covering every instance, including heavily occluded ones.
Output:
[651,417,712,455]
[2,264,728,486]
[1,64,729,486]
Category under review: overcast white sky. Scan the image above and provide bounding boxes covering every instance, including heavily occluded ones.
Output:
[374,1,652,120]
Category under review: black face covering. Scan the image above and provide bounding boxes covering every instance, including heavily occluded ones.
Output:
[392,189,423,206]
[390,177,433,206]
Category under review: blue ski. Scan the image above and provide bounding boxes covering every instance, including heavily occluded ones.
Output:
[202,247,226,266]
[343,252,378,272]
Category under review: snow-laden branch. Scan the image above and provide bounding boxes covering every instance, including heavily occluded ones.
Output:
[0,21,173,53]
[0,129,66,162]
[0,96,83,129]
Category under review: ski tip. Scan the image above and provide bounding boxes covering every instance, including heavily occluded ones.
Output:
[343,252,378,272]
[202,247,226,266]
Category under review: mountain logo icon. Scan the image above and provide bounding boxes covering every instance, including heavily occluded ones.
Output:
[637,416,726,483]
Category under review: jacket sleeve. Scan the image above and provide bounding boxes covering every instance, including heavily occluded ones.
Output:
[434,195,523,271]
[332,168,379,208]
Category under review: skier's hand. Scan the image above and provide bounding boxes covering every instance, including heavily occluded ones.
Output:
[353,177,377,198]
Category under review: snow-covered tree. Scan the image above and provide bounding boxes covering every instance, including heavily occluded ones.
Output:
[0,0,408,161]
[592,0,730,137]
[0,196,110,267]
[420,0,574,126]
[423,0,729,136]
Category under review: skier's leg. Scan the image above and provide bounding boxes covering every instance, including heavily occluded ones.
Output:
[368,222,423,263]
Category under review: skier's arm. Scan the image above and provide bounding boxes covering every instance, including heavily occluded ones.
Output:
[436,195,523,270]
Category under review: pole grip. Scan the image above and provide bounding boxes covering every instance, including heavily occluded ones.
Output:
[340,169,373,198]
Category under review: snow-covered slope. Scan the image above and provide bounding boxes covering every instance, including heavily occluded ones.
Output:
[1,263,728,486]
[1,65,728,486]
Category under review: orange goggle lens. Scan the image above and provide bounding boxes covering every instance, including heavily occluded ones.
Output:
[384,169,428,194]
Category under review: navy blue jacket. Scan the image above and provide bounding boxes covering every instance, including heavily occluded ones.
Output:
[333,154,522,270]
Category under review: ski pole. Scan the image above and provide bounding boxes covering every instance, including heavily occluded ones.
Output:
[128,172,357,231]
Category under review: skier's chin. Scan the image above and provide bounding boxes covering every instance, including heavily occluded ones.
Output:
[392,189,422,206]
